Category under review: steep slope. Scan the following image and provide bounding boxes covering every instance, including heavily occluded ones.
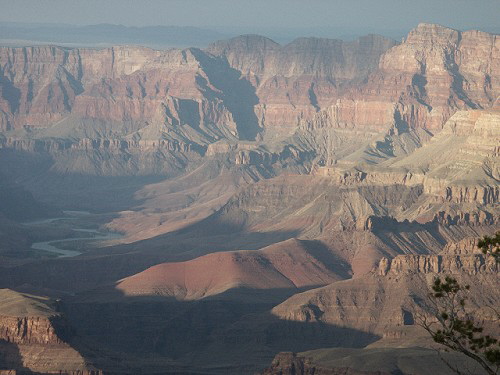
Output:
[0,44,266,144]
[0,24,498,181]
[262,250,499,374]
[0,23,498,375]
[272,253,498,333]
[208,34,397,137]
[295,24,500,166]
[0,289,98,374]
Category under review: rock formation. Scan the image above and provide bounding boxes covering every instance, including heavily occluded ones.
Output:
[0,289,99,374]
[0,22,498,375]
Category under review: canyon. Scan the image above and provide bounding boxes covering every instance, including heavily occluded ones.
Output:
[0,22,498,374]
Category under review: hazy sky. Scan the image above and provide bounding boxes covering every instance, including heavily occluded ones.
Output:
[1,0,499,32]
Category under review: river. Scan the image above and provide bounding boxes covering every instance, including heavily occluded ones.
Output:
[26,211,123,258]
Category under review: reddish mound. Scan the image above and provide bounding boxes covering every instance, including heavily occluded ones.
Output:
[116,239,343,300]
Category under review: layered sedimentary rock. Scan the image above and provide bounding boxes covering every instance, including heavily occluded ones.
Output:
[0,23,498,375]
[271,252,499,340]
[2,24,496,142]
[0,289,98,374]
[261,348,488,375]
[0,46,242,143]
[208,34,397,133]
[351,23,499,132]
[0,23,498,183]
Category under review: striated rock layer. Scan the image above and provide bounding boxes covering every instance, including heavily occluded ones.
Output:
[1,23,498,143]
[0,289,100,374]
[0,22,498,375]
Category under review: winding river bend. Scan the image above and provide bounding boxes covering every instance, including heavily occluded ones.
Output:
[27,211,123,258]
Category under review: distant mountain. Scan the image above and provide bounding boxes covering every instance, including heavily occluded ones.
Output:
[0,23,498,375]
[0,22,229,48]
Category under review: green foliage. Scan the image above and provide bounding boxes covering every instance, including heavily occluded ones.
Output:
[425,275,500,375]
[478,232,500,263]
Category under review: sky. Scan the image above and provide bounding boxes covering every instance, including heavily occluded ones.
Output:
[1,0,499,34]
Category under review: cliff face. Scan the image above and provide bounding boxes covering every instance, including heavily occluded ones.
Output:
[303,24,500,135]
[271,253,499,340]
[2,24,496,141]
[0,316,67,345]
[0,24,498,375]
[0,46,241,142]
[0,289,69,345]
[208,34,397,132]
[0,24,498,182]
[377,253,498,276]
[0,289,99,374]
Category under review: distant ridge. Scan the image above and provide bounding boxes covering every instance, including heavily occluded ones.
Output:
[0,22,229,48]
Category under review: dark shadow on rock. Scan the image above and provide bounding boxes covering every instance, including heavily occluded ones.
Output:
[0,148,169,213]
[0,339,42,374]
[300,239,352,279]
[0,74,21,116]
[190,48,262,141]
[57,287,381,375]
[371,217,448,255]
[411,73,432,111]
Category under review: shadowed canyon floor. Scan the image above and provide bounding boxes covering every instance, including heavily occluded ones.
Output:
[0,22,498,374]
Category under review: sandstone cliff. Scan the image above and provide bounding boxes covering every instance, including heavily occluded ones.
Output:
[271,251,498,341]
[2,23,496,138]
[1,24,498,180]
[0,289,99,374]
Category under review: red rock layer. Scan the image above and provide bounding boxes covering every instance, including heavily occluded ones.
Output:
[116,239,342,300]
[1,24,498,140]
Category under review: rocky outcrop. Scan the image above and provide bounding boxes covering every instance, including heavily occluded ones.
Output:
[423,182,499,204]
[208,34,397,133]
[441,237,481,255]
[0,289,70,345]
[313,167,426,187]
[0,46,246,143]
[271,256,498,346]
[377,253,498,276]
[0,290,100,374]
[0,24,498,185]
[0,316,69,345]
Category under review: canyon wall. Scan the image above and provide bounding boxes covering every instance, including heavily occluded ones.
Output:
[1,23,498,143]
[0,290,99,374]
